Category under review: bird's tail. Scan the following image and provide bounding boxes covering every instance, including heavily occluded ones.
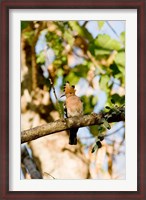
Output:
[69,128,78,145]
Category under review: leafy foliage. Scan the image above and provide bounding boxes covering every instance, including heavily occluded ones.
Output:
[21,20,125,179]
[21,19,125,130]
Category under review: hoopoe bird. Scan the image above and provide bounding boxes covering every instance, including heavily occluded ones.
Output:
[61,82,83,145]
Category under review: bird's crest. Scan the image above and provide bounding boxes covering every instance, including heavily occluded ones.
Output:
[63,82,76,95]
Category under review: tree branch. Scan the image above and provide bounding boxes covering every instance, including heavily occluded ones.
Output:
[21,145,43,179]
[21,107,125,144]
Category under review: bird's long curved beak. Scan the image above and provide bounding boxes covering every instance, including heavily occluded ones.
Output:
[60,93,65,98]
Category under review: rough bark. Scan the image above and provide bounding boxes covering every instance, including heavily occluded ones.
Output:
[21,108,125,143]
[21,145,43,179]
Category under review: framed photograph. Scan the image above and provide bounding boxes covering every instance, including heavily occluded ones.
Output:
[0,0,145,199]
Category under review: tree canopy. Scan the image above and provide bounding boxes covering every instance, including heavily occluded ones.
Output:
[21,20,125,180]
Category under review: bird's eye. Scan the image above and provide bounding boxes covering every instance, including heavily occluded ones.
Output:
[72,85,75,88]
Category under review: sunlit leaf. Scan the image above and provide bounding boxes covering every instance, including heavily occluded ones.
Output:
[64,30,74,46]
[98,21,105,30]
[99,74,110,92]
[36,51,45,64]
[69,21,93,41]
[91,96,98,106]
[120,32,125,44]
[90,125,98,136]
[94,34,122,51]
[64,72,80,85]
[114,52,125,67]
[94,49,111,56]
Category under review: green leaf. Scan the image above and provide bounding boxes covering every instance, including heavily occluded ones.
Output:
[105,106,110,109]
[114,52,125,67]
[103,119,111,130]
[21,21,30,31]
[57,69,63,77]
[99,74,110,92]
[94,34,122,51]
[53,59,62,66]
[94,49,111,56]
[81,95,98,115]
[98,135,104,141]
[65,72,80,85]
[73,64,90,78]
[91,144,98,153]
[90,125,98,136]
[111,94,125,105]
[110,63,121,75]
[36,51,45,64]
[91,96,98,106]
[97,125,106,133]
[23,31,34,45]
[64,30,74,46]
[111,99,115,104]
[98,21,105,30]
[120,32,125,44]
[96,141,102,148]
[69,21,93,41]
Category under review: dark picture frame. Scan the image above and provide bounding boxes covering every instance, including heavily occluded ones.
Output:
[0,0,145,199]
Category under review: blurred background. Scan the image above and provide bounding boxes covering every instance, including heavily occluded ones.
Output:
[21,20,125,179]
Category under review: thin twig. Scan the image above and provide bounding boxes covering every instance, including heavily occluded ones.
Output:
[106,21,119,40]
[87,51,105,74]
[49,78,64,119]
[82,21,89,27]
[43,172,55,179]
